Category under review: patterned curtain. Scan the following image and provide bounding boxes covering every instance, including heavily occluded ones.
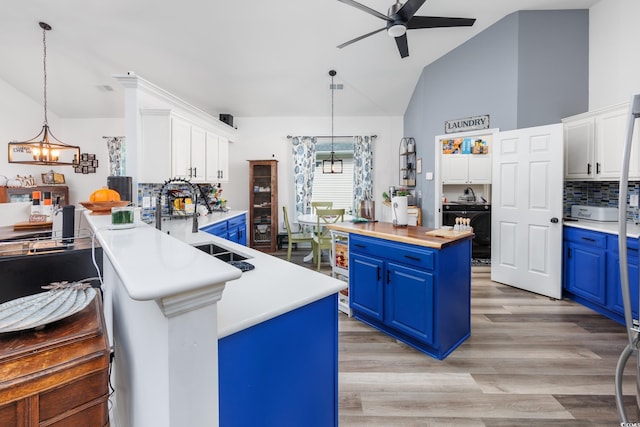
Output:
[353,135,374,214]
[292,136,317,217]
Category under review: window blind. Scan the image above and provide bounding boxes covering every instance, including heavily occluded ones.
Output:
[311,159,354,212]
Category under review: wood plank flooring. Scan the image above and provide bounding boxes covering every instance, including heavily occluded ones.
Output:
[273,248,640,425]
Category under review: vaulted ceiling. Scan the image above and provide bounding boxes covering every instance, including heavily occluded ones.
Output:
[0,0,598,119]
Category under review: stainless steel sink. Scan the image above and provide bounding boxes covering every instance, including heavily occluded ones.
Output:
[194,243,248,262]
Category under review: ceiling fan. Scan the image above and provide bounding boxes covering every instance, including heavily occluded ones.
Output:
[337,0,476,58]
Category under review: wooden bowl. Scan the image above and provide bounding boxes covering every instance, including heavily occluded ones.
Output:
[79,201,130,215]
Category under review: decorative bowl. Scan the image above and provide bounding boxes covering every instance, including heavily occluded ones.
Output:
[79,200,130,215]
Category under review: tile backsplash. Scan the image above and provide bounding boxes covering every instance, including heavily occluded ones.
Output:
[564,181,640,222]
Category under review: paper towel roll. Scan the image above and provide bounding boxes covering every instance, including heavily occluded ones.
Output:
[392,196,409,226]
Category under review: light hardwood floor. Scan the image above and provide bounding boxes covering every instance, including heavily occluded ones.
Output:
[274,248,640,425]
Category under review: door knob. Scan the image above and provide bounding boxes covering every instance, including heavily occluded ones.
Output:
[550,217,559,223]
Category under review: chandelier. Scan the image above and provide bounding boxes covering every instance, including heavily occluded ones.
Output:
[8,22,80,166]
[322,69,343,174]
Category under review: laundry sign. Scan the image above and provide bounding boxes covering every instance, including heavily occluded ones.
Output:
[444,114,490,134]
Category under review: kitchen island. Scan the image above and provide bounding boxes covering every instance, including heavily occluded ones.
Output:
[328,221,474,360]
[85,211,345,427]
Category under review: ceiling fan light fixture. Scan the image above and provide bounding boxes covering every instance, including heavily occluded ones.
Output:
[387,23,406,38]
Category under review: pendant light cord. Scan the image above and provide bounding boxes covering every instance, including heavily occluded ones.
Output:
[42,23,49,126]
[331,72,334,154]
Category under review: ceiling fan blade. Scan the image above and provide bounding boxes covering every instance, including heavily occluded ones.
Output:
[337,27,386,49]
[394,33,409,58]
[408,16,476,29]
[396,0,426,21]
[337,0,390,21]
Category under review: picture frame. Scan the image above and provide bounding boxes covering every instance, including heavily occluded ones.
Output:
[416,158,422,174]
[41,172,65,184]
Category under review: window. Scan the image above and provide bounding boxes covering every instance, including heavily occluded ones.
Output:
[311,139,354,212]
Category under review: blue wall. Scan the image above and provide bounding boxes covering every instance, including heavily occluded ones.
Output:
[404,10,588,227]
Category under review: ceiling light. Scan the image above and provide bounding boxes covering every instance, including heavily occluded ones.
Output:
[322,70,343,174]
[387,24,406,38]
[8,22,80,166]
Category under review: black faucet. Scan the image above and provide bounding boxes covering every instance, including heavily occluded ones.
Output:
[155,178,200,233]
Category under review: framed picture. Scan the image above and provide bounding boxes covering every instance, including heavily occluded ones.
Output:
[416,158,422,174]
[41,172,65,184]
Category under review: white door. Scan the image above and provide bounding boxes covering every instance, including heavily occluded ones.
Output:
[171,117,192,179]
[491,123,564,299]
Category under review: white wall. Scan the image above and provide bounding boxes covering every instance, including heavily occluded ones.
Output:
[0,76,124,206]
[589,0,640,109]
[227,116,404,230]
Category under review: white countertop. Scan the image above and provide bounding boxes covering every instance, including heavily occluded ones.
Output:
[563,218,640,238]
[87,210,346,339]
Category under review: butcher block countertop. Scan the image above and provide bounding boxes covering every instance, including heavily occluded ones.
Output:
[327,221,474,249]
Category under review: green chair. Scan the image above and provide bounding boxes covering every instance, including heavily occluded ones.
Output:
[311,201,333,213]
[282,206,315,262]
[313,208,345,271]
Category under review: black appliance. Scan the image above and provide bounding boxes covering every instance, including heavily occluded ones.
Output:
[107,176,132,203]
[442,203,491,260]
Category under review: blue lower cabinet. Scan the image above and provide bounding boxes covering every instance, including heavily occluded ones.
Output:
[219,295,338,427]
[349,233,470,360]
[563,227,640,325]
[202,214,247,245]
[227,215,247,245]
[202,221,228,239]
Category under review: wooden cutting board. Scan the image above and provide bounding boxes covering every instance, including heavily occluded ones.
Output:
[425,228,473,239]
[13,221,53,231]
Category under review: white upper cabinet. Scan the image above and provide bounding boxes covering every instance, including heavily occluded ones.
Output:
[442,154,491,185]
[172,118,207,182]
[140,109,232,183]
[563,102,640,181]
[205,132,229,182]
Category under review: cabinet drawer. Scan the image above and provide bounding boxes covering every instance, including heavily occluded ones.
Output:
[203,221,228,237]
[39,370,109,421]
[228,215,246,229]
[350,234,435,270]
[608,234,639,252]
[563,227,607,248]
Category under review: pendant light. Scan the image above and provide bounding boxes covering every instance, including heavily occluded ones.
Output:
[322,69,343,174]
[8,22,80,166]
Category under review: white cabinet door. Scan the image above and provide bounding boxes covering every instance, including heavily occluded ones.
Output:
[441,155,469,184]
[217,136,229,182]
[564,116,595,180]
[190,126,206,181]
[468,155,492,184]
[596,106,640,180]
[171,117,192,179]
[205,132,230,182]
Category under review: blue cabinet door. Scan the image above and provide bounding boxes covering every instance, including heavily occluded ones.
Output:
[350,253,384,321]
[228,215,247,246]
[565,241,606,305]
[608,235,639,319]
[385,261,434,344]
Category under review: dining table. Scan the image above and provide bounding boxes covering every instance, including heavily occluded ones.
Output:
[297,213,354,262]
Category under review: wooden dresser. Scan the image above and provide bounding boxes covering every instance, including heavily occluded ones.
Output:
[0,293,110,426]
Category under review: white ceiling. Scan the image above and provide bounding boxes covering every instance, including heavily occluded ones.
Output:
[0,0,598,119]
